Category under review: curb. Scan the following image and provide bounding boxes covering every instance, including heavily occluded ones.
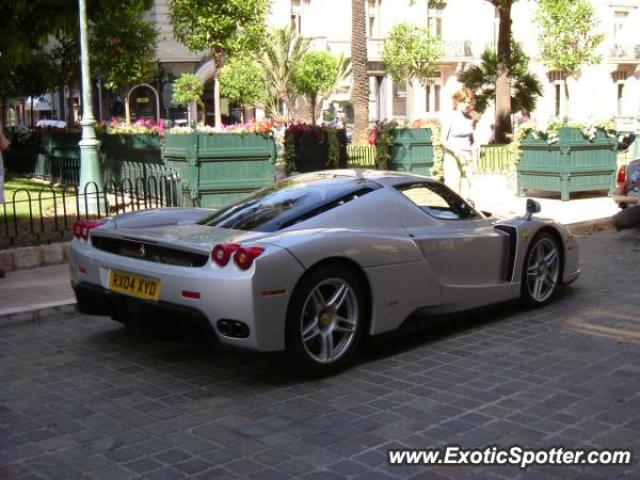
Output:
[0,300,77,328]
[0,242,71,273]
[566,217,615,236]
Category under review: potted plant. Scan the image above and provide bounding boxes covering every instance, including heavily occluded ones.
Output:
[283,123,347,174]
[515,119,617,201]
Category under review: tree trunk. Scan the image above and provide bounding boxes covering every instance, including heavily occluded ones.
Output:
[494,2,512,144]
[563,77,570,121]
[124,83,131,125]
[66,84,75,127]
[58,86,66,121]
[351,0,369,145]
[214,75,222,128]
[310,95,317,125]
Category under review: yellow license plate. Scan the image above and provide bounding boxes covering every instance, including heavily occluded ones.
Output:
[108,270,161,301]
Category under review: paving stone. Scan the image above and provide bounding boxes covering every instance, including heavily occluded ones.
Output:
[1,230,640,478]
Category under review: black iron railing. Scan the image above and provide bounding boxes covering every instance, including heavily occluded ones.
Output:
[1,174,181,249]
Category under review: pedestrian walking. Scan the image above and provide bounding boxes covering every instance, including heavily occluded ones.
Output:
[442,87,478,196]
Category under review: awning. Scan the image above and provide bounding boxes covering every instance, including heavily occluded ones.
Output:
[25,95,53,111]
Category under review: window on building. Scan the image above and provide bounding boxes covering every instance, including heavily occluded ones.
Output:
[554,83,561,117]
[393,80,407,117]
[614,11,628,42]
[366,0,381,37]
[425,82,442,113]
[291,0,303,34]
[427,4,444,36]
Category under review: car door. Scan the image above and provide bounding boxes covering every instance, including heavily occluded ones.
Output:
[395,182,510,287]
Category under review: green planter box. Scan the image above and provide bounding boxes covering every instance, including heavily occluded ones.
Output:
[517,127,617,201]
[34,131,167,187]
[4,146,41,175]
[389,128,434,176]
[163,131,276,208]
[40,131,81,184]
[292,129,348,173]
[99,133,162,187]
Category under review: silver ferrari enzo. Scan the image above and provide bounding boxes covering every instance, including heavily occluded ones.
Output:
[70,170,579,374]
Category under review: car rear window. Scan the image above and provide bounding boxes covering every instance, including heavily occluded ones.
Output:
[199,173,380,232]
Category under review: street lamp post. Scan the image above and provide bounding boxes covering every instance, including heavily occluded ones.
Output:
[78,0,101,211]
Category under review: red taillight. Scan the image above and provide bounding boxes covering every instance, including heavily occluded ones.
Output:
[234,246,265,270]
[211,243,240,266]
[212,243,265,270]
[73,220,104,241]
[617,165,627,185]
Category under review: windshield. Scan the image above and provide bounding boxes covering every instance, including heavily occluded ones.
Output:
[199,173,380,232]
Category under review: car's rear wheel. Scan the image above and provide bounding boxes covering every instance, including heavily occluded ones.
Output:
[521,232,561,307]
[286,265,366,375]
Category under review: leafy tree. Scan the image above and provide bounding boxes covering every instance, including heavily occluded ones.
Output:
[220,55,266,116]
[48,31,80,125]
[0,0,155,125]
[535,0,604,119]
[91,1,158,124]
[459,41,543,116]
[382,23,443,85]
[291,52,340,125]
[351,0,369,145]
[14,52,55,127]
[259,27,311,122]
[169,0,271,127]
[172,73,204,124]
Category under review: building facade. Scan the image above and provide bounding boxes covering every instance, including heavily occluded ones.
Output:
[149,0,640,126]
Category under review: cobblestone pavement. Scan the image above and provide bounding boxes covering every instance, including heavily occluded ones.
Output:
[1,229,639,480]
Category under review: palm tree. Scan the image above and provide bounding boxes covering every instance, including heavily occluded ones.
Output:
[351,0,369,145]
[259,27,311,122]
[485,0,519,143]
[458,41,542,118]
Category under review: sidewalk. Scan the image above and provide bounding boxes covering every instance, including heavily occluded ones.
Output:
[0,264,75,322]
[0,181,621,323]
[469,175,619,228]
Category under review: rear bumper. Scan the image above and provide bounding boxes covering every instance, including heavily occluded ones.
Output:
[70,237,304,352]
[74,282,218,343]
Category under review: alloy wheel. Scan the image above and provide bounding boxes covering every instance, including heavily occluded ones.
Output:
[526,237,560,303]
[299,278,359,364]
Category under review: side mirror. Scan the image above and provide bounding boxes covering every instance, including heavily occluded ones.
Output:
[524,199,541,221]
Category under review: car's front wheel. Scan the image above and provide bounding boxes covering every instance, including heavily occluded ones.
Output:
[286,265,367,375]
[521,232,561,307]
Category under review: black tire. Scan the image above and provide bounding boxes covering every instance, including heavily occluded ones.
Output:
[285,264,367,376]
[520,232,562,307]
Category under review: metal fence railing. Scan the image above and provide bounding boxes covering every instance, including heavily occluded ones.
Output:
[346,144,518,175]
[477,145,514,174]
[15,154,177,189]
[1,174,181,249]
[347,145,377,168]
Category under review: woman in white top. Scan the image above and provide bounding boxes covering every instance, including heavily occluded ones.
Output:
[442,88,477,196]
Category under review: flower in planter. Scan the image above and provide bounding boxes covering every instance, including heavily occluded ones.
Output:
[169,121,276,136]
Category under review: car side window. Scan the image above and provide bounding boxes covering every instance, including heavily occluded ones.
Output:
[397,182,477,220]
